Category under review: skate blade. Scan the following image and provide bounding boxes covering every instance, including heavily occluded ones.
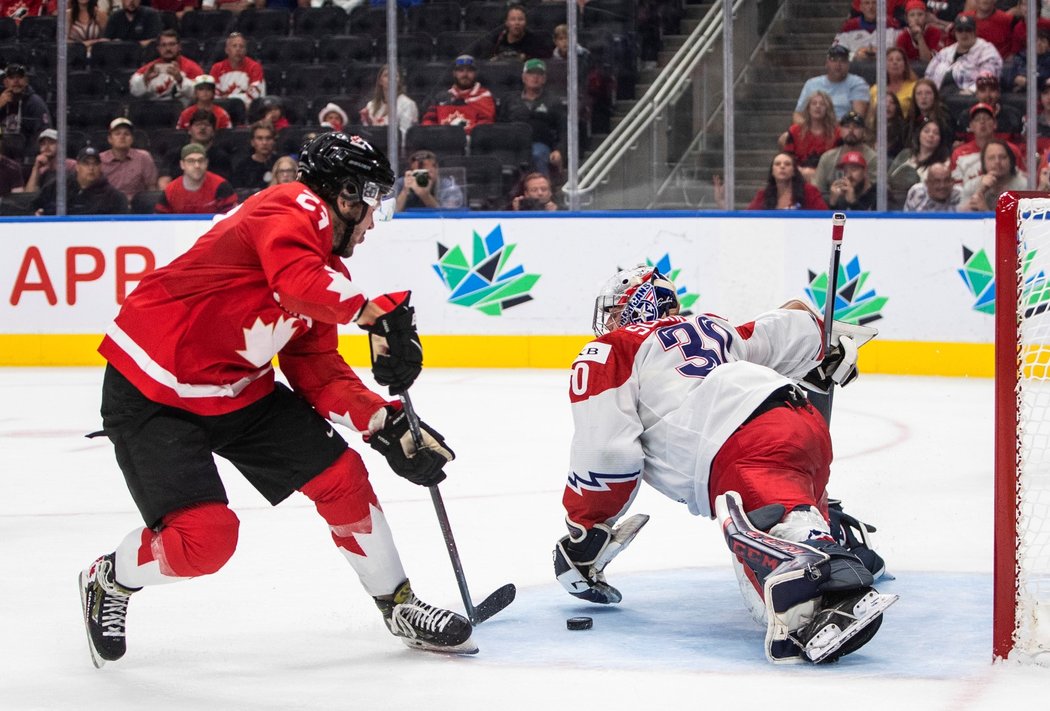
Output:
[78,571,106,669]
[398,636,479,655]
[804,592,898,663]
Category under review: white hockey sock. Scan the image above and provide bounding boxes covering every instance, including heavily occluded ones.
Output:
[112,527,190,589]
[329,503,407,597]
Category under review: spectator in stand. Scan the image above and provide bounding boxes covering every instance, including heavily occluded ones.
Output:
[100,117,158,201]
[469,2,553,62]
[1032,78,1050,155]
[498,59,566,177]
[1004,23,1050,94]
[130,29,203,105]
[849,0,907,22]
[794,45,870,123]
[421,55,496,136]
[778,91,840,183]
[1,0,54,22]
[252,96,289,133]
[231,122,277,190]
[159,109,232,187]
[828,150,877,211]
[903,160,963,211]
[24,129,75,193]
[963,0,1020,60]
[359,65,419,145]
[68,0,109,50]
[835,0,902,61]
[925,0,967,32]
[924,13,1002,96]
[951,102,1024,183]
[210,32,266,110]
[511,171,558,211]
[155,143,238,214]
[268,155,297,187]
[149,0,196,19]
[871,47,917,119]
[746,152,828,210]
[104,0,163,46]
[317,102,348,132]
[867,91,908,160]
[177,75,233,130]
[888,117,952,207]
[393,150,464,212]
[954,71,1023,141]
[32,147,129,216]
[906,77,957,146]
[814,111,878,200]
[200,0,254,13]
[0,64,51,151]
[897,0,944,62]
[0,151,23,197]
[1038,149,1050,191]
[551,22,613,135]
[959,138,1028,211]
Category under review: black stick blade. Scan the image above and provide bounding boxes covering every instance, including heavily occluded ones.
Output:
[471,583,517,625]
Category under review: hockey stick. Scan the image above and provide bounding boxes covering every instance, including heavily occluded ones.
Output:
[398,391,516,625]
[810,212,846,425]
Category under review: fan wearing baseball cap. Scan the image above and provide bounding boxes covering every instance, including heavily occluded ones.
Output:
[31,146,129,216]
[953,71,1022,142]
[1,61,52,148]
[923,13,1003,96]
[793,45,871,124]
[964,0,1018,60]
[175,75,232,130]
[828,150,876,211]
[101,117,158,201]
[897,1,944,62]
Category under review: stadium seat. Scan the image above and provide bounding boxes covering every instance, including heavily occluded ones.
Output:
[405,61,451,105]
[212,127,253,168]
[316,35,373,64]
[408,2,462,35]
[234,8,292,39]
[349,5,394,37]
[128,100,184,130]
[469,122,532,169]
[177,38,206,64]
[215,98,247,127]
[477,60,524,98]
[148,128,185,162]
[293,7,350,38]
[0,191,37,216]
[353,125,389,156]
[276,125,323,156]
[90,41,143,72]
[68,100,126,130]
[440,154,503,210]
[0,41,28,66]
[344,63,383,103]
[435,30,484,60]
[0,17,16,41]
[179,10,233,40]
[462,2,505,33]
[276,94,313,125]
[30,43,89,73]
[256,36,316,66]
[130,190,163,214]
[282,64,346,99]
[393,33,436,63]
[67,70,111,100]
[404,124,466,159]
[1,132,26,162]
[17,15,56,43]
[158,11,179,32]
[530,3,567,32]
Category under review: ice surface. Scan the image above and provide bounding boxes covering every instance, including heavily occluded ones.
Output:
[1,368,1046,710]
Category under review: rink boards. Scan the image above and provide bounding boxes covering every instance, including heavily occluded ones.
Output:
[0,211,996,376]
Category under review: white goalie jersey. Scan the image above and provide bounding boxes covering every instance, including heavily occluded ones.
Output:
[562,308,826,528]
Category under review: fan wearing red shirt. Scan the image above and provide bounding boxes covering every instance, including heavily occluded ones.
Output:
[897,0,944,61]
[154,143,237,214]
[963,0,1020,60]
[78,132,477,672]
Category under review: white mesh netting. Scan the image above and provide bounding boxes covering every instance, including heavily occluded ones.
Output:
[1012,198,1050,663]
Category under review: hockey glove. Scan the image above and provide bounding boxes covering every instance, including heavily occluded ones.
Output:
[801,321,878,394]
[368,406,454,487]
[364,292,423,395]
[828,499,887,580]
[553,514,649,604]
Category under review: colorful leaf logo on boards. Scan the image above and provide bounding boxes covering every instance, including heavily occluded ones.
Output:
[958,247,995,314]
[432,226,540,315]
[806,255,886,325]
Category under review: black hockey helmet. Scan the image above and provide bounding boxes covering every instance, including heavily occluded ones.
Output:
[297,131,395,207]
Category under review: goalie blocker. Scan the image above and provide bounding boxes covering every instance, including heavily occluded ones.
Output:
[716,491,897,664]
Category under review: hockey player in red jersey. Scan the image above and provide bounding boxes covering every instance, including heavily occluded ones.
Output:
[79,132,477,667]
[552,266,896,664]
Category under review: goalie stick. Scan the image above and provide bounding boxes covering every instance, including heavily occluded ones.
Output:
[809,212,846,425]
[399,391,516,625]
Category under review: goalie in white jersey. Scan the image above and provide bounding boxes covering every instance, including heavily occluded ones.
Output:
[553,266,897,664]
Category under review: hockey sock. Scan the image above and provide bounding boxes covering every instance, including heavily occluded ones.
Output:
[113,502,240,588]
[300,450,407,596]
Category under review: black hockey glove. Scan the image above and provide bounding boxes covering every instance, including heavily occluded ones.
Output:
[364,292,422,395]
[552,514,649,604]
[368,406,454,487]
[801,335,859,393]
[828,499,887,580]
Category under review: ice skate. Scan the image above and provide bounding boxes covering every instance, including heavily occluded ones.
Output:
[798,587,898,664]
[375,580,477,655]
[78,553,138,668]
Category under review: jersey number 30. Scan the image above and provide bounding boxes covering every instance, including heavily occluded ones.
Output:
[657,319,732,378]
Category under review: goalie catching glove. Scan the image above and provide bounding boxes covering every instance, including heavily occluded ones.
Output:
[368,406,454,487]
[361,292,422,395]
[801,321,878,394]
[553,514,649,604]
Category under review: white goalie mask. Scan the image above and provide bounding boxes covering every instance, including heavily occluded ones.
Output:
[592,266,680,336]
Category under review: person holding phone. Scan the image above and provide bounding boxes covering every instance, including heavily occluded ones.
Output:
[511,172,558,211]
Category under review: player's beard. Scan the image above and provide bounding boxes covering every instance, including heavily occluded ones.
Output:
[331,202,366,258]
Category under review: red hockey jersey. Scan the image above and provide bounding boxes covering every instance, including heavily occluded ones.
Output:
[99,182,387,430]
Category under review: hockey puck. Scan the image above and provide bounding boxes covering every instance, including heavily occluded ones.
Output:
[566,616,593,631]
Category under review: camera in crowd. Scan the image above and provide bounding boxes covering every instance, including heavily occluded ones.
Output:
[411,169,430,188]
[518,197,546,211]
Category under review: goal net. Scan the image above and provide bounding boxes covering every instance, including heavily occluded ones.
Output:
[995,192,1050,663]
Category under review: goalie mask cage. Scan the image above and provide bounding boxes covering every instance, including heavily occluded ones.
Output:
[994,191,1050,664]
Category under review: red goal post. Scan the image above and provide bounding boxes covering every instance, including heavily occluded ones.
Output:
[994,191,1050,663]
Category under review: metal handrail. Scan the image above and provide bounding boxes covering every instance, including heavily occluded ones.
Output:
[571,0,746,197]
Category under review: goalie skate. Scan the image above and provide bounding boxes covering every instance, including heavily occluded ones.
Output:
[799,588,898,664]
[375,580,478,655]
